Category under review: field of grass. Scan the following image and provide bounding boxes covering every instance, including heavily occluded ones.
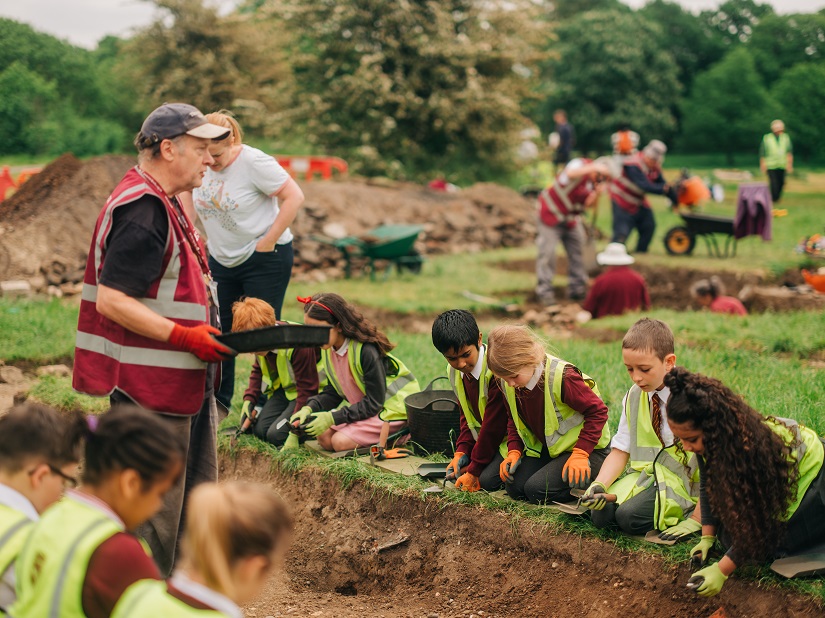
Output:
[2,169,823,601]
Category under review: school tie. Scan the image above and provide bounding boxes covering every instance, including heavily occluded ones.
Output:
[651,393,664,446]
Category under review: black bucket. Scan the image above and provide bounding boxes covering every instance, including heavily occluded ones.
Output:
[404,377,460,455]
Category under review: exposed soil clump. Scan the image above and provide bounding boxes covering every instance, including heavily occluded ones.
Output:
[221,450,823,618]
[0,155,534,287]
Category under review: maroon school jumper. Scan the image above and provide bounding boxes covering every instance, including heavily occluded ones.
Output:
[82,533,161,618]
[506,366,608,455]
[452,373,510,478]
[582,266,650,319]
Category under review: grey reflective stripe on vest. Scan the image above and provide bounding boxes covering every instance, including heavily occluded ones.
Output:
[626,388,664,461]
[75,332,205,370]
[0,518,30,574]
[81,284,206,322]
[50,518,113,618]
[545,357,584,448]
[611,177,645,204]
[448,368,480,441]
[386,373,415,397]
[634,469,696,512]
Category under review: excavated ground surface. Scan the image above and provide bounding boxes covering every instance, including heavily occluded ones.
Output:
[221,450,824,618]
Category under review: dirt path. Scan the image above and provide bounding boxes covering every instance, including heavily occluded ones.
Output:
[221,451,823,618]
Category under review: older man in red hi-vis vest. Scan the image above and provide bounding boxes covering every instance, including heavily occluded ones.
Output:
[535,157,614,305]
[609,140,678,253]
[72,103,235,576]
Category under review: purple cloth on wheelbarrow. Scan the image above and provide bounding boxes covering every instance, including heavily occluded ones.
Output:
[734,183,772,241]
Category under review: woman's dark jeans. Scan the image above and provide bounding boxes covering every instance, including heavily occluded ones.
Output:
[210,242,294,410]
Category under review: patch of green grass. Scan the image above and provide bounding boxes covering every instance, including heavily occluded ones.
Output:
[27,375,109,414]
[0,298,79,362]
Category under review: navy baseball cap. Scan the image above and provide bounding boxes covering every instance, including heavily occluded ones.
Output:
[139,103,230,145]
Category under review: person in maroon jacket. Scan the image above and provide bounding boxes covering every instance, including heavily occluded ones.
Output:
[431,310,510,492]
[487,324,612,505]
[582,243,651,320]
[231,297,320,447]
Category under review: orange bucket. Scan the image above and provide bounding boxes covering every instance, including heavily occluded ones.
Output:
[678,176,711,206]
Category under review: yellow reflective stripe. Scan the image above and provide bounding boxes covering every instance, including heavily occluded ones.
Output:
[50,518,112,618]
[75,332,205,370]
[387,372,414,397]
[81,284,207,322]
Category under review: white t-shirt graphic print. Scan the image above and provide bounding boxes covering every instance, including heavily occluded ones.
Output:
[193,145,291,267]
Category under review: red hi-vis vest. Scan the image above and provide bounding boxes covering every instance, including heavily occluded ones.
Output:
[609,152,655,214]
[538,159,593,228]
[73,167,210,415]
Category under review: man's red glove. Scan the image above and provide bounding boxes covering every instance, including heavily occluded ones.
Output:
[168,323,235,362]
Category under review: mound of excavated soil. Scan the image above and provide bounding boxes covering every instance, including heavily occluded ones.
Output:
[0,155,534,284]
[222,450,824,618]
[0,154,135,281]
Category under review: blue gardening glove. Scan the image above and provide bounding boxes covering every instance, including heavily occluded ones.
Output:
[690,535,716,566]
[691,562,728,598]
[305,411,335,437]
[282,433,300,450]
[659,518,702,542]
[290,405,313,425]
[582,481,608,510]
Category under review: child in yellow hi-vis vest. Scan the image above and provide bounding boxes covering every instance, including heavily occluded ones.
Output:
[666,367,825,598]
[288,293,420,452]
[9,406,186,618]
[232,297,321,447]
[487,324,612,504]
[431,309,510,492]
[111,482,292,617]
[584,318,700,537]
[0,404,85,613]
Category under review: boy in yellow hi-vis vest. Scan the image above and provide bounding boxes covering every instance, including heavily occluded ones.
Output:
[584,318,699,536]
[0,404,85,614]
[431,310,510,492]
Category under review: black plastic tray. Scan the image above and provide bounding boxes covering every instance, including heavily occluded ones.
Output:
[214,324,331,353]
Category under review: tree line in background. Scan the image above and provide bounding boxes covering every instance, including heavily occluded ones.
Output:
[1,0,824,181]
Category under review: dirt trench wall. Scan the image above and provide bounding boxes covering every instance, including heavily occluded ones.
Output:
[220,450,823,618]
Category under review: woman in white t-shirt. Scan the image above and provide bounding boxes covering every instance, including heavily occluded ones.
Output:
[181,110,305,411]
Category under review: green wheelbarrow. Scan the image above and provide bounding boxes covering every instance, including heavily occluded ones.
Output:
[314,224,425,280]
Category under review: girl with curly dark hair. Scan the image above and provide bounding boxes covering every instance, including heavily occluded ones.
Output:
[665,367,825,598]
[286,293,420,452]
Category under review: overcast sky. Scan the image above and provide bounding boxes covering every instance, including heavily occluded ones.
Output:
[1,0,823,49]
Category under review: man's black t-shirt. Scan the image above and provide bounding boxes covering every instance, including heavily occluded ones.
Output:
[98,196,169,298]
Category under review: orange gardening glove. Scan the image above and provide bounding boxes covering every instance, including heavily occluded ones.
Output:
[499,450,522,483]
[561,447,591,489]
[455,472,481,492]
[446,451,469,480]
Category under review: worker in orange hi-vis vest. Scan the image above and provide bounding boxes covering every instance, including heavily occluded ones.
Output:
[535,157,615,306]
